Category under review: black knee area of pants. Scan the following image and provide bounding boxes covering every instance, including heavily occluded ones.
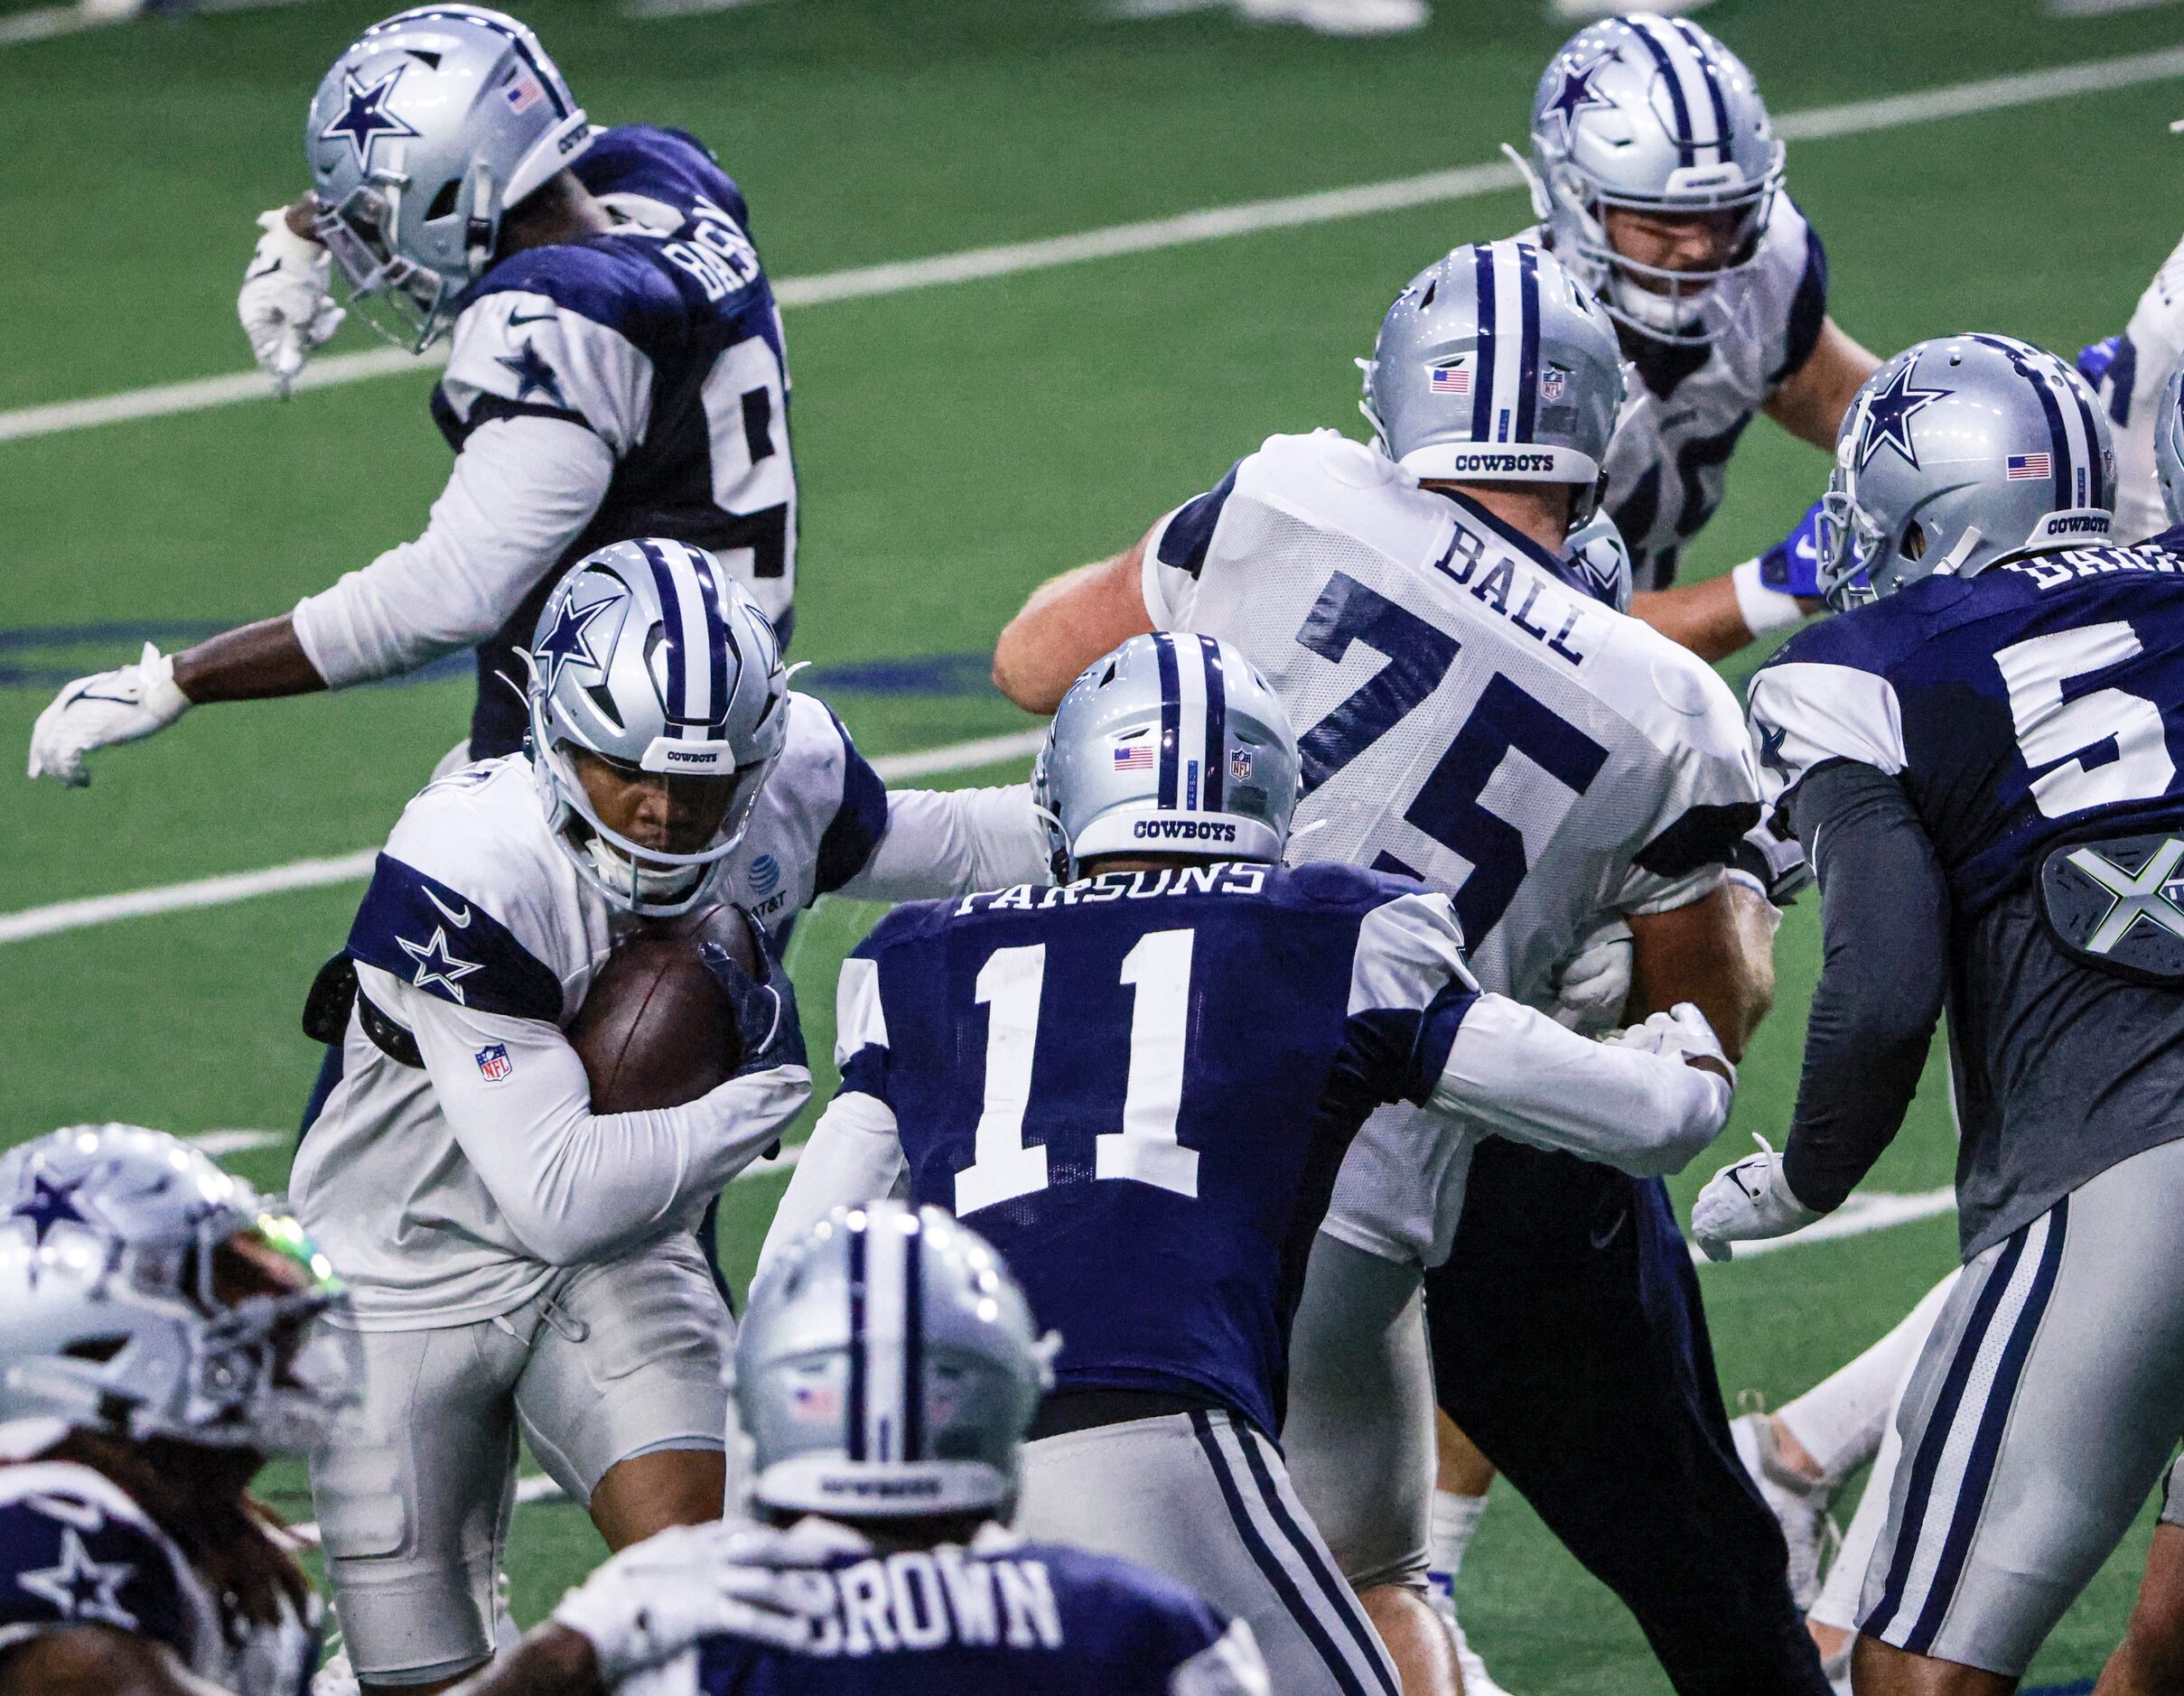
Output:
[1424,1139,1832,1696]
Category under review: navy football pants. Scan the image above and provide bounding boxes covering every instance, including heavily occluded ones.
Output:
[1425,1139,1832,1696]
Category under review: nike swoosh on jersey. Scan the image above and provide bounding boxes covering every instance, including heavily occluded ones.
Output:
[424,888,475,928]
[507,308,558,327]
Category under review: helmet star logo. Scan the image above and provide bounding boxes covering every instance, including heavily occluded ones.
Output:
[12,1173,89,1246]
[1541,54,1616,147]
[1858,358,1953,472]
[533,592,618,696]
[397,927,484,1004]
[17,1526,139,1630]
[496,340,566,408]
[319,65,420,171]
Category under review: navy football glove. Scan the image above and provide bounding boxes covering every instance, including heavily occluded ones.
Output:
[1756,500,1827,601]
[699,910,807,1076]
[2077,334,2123,392]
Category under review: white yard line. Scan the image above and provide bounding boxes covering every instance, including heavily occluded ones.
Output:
[1692,1186,1957,1263]
[0,731,1043,945]
[9,44,2184,444]
[2049,0,2184,16]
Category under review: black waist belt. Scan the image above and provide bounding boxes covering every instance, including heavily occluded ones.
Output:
[1029,1389,1232,1442]
[301,954,423,1068]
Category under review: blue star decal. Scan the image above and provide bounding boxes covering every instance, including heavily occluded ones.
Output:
[1758,722,1794,781]
[319,65,419,171]
[1857,358,1953,472]
[496,340,566,408]
[534,592,619,696]
[397,927,484,1005]
[17,1526,138,1629]
[1542,53,1616,146]
[13,1174,88,1246]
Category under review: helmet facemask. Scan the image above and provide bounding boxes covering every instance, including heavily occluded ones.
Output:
[314,178,460,354]
[1558,168,1778,347]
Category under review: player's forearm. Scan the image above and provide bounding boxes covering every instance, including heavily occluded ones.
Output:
[168,614,327,704]
[1627,883,1773,1061]
[444,1624,602,1696]
[1779,761,1947,1212]
[838,784,1051,901]
[758,1091,903,1275]
[1763,317,1881,452]
[992,544,1153,713]
[1629,577,1759,664]
[291,416,611,688]
[1426,995,1729,1178]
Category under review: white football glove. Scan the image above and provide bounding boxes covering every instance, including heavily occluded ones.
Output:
[238,208,344,398]
[1548,919,1634,1034]
[550,1521,834,1681]
[28,644,191,787]
[1691,1132,1822,1263]
[1608,1000,1732,1080]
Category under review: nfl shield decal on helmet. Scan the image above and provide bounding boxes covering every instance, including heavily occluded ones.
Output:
[1541,365,1569,402]
[1229,747,1254,781]
[475,1044,514,1084]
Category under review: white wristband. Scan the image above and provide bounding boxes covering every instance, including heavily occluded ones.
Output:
[1731,557,1808,637]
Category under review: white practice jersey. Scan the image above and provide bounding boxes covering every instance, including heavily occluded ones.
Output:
[290,691,1049,1328]
[0,1461,316,1694]
[1142,430,1759,1262]
[2082,227,2184,544]
[1522,195,1830,591]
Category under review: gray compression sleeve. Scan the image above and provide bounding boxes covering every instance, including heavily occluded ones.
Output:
[1781,759,1950,1212]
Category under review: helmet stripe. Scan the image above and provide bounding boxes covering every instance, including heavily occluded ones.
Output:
[2063,367,2107,511]
[686,544,733,730]
[1514,243,1542,444]
[391,7,571,118]
[1470,244,1498,444]
[845,1217,869,1462]
[861,1208,909,1463]
[1972,336,2078,514]
[1671,20,1736,163]
[901,1215,926,1461]
[1624,18,1700,168]
[1154,633,1182,810]
[1199,636,1227,815]
[1171,633,1211,812]
[634,539,695,733]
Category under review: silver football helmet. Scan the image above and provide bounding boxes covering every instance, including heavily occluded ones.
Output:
[306,5,593,351]
[1360,241,1624,514]
[1557,510,1636,612]
[526,537,789,918]
[1033,632,1301,882]
[1815,335,2115,610]
[1525,13,1783,345]
[735,1203,1054,1522]
[2156,359,2184,532]
[0,1126,356,1462]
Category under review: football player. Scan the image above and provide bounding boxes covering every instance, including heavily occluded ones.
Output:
[29,5,798,787]
[1511,12,1881,661]
[294,537,1048,1696]
[1697,334,2184,1695]
[989,241,1830,1696]
[760,630,1741,1696]
[451,1203,1276,1694]
[2077,232,2184,545]
[0,1125,355,1695]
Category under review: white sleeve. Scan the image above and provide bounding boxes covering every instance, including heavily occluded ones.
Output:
[1745,658,1908,814]
[378,968,811,1266]
[292,415,613,688]
[2111,231,2184,544]
[1426,995,1729,1178]
[757,1091,904,1275]
[835,784,1052,901]
[1608,643,1763,917]
[1171,1620,1273,1696]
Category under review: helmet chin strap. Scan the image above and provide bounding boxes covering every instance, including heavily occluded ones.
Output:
[584,834,704,904]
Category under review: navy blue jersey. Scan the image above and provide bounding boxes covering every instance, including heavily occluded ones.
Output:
[1753,538,2184,1251]
[1750,539,2184,918]
[0,1462,317,1694]
[644,1536,1256,1696]
[434,125,797,755]
[831,862,1477,1436]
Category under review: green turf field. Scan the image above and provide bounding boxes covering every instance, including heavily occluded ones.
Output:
[5,0,2182,1687]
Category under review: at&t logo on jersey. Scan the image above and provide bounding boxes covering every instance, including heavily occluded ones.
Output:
[1132,819,1237,843]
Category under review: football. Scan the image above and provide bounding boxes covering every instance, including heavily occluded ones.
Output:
[568,904,759,1112]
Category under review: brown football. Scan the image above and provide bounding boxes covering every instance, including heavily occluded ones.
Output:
[569,904,759,1112]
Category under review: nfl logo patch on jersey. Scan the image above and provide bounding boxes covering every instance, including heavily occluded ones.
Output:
[474,1044,514,1083]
